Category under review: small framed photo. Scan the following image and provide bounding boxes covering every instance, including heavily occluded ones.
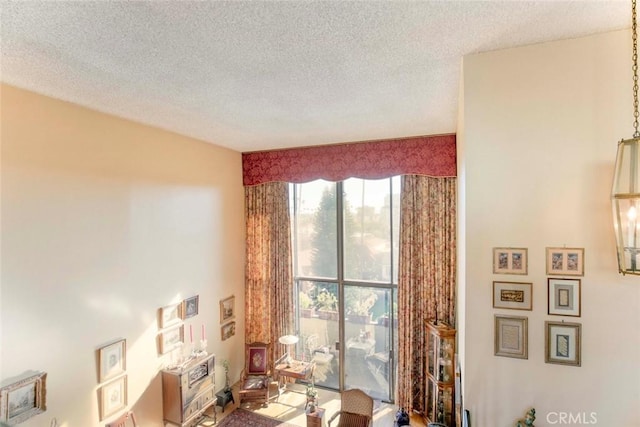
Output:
[159,325,185,354]
[0,372,47,425]
[548,278,581,317]
[99,375,127,420]
[493,248,528,275]
[546,247,584,276]
[545,321,581,366]
[182,295,199,319]
[221,321,236,341]
[492,281,532,310]
[98,339,126,383]
[220,295,235,323]
[494,315,528,359]
[159,302,182,328]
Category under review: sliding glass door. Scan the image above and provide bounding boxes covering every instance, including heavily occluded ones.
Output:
[291,177,399,402]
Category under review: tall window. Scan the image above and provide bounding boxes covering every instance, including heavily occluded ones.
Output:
[290,177,400,400]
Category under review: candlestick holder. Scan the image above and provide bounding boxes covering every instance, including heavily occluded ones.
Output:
[199,339,208,355]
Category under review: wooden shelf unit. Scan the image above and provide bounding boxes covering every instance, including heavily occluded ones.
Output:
[425,322,456,427]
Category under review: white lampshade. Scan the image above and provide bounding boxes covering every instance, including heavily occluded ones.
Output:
[278,335,299,345]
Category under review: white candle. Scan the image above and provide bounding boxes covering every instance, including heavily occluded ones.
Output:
[190,324,193,343]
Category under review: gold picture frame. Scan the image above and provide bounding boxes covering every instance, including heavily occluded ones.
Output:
[494,315,528,359]
[0,372,47,425]
[159,302,183,329]
[98,339,126,383]
[221,321,236,341]
[546,247,584,276]
[99,375,127,420]
[492,281,532,310]
[158,325,185,354]
[220,295,235,323]
[492,247,528,275]
[545,321,581,366]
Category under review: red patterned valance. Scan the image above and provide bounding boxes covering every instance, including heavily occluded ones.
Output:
[242,134,456,186]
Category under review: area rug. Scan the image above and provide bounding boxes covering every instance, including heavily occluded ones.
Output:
[215,408,299,427]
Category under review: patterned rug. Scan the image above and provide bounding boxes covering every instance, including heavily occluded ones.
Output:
[215,408,299,426]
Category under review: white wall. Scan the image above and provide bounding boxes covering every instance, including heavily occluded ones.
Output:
[0,85,246,427]
[460,30,640,426]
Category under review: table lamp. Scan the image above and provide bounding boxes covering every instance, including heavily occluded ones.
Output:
[278,335,299,367]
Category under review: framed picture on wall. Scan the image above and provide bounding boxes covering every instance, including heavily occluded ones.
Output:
[546,247,584,276]
[220,295,235,323]
[492,247,528,275]
[158,325,185,354]
[182,295,199,319]
[0,372,47,425]
[548,278,581,317]
[99,375,127,420]
[159,302,182,328]
[221,321,236,341]
[494,315,528,359]
[545,321,581,366]
[492,281,532,310]
[98,339,126,383]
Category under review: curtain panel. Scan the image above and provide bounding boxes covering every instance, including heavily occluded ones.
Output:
[397,175,457,414]
[242,134,456,186]
[244,182,293,365]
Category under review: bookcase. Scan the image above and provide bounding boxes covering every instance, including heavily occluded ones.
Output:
[425,322,456,427]
[162,353,216,426]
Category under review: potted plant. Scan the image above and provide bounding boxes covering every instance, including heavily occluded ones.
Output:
[346,289,377,324]
[222,359,231,392]
[316,289,338,321]
[299,291,315,318]
[306,382,318,411]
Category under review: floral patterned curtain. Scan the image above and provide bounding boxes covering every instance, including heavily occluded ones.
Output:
[397,174,457,414]
[244,182,293,365]
[242,134,456,185]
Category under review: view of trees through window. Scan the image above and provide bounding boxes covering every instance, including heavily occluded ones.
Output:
[290,177,400,400]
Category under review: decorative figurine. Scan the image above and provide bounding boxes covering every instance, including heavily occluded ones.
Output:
[516,408,536,427]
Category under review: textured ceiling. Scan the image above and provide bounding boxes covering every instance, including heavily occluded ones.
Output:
[0,1,630,152]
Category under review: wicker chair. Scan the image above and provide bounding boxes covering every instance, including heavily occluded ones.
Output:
[327,388,373,427]
[105,411,137,427]
[238,342,272,405]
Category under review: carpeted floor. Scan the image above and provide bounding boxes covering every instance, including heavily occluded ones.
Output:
[215,408,299,426]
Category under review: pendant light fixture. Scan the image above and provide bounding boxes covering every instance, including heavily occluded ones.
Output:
[612,0,640,275]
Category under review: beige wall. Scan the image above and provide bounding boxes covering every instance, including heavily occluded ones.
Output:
[0,85,246,427]
[460,30,640,425]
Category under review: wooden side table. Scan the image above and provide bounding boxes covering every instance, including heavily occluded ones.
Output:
[216,389,234,412]
[306,406,325,427]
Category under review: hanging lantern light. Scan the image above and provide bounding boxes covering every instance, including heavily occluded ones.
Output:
[612,0,640,275]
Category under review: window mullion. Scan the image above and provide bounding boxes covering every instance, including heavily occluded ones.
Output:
[336,181,345,391]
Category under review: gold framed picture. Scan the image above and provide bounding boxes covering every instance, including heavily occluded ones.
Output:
[221,321,236,341]
[546,247,584,276]
[99,375,127,420]
[492,281,532,310]
[158,325,185,354]
[98,339,126,383]
[0,372,47,425]
[492,247,528,275]
[159,302,183,328]
[494,315,528,359]
[545,321,581,366]
[220,295,235,323]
